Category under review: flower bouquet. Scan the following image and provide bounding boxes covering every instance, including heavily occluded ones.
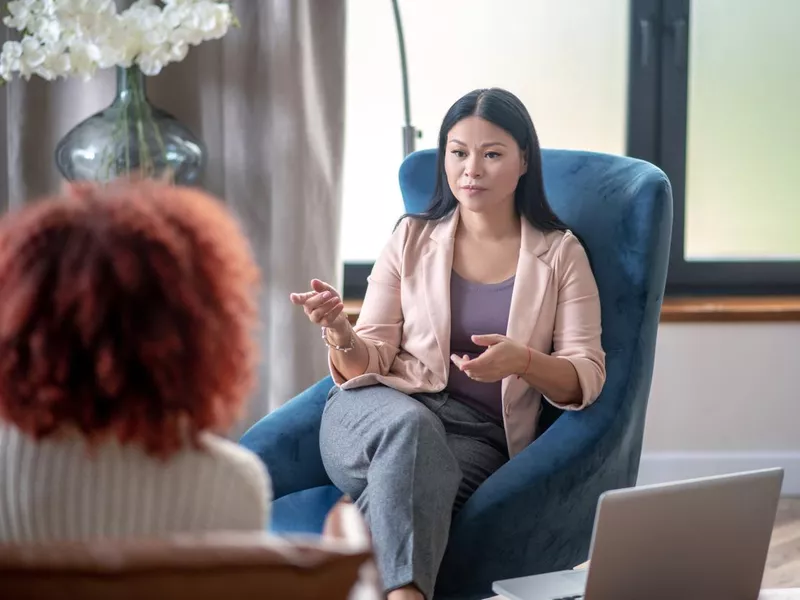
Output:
[1,0,237,183]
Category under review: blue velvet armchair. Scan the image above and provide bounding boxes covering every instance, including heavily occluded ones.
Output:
[240,148,673,599]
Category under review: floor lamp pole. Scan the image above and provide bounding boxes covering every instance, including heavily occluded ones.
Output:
[391,0,417,157]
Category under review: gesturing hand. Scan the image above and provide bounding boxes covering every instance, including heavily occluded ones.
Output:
[289,279,347,330]
[450,334,529,383]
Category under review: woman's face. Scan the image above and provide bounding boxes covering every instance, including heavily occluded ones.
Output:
[444,116,527,215]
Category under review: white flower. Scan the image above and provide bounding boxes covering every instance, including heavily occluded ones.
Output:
[4,1,35,30]
[168,39,189,63]
[14,36,48,79]
[0,41,23,82]
[68,40,102,79]
[30,47,71,81]
[28,15,61,45]
[172,21,206,46]
[0,0,234,82]
[196,2,230,39]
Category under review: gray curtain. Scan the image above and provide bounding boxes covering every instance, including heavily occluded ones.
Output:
[0,0,346,434]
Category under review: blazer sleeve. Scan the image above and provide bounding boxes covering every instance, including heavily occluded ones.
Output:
[547,231,606,409]
[328,218,408,384]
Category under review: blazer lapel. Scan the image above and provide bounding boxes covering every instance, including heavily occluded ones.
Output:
[421,211,459,383]
[502,220,553,404]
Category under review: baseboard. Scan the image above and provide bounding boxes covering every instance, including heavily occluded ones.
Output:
[638,451,800,496]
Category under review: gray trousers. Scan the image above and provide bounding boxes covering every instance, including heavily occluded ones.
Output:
[319,384,508,600]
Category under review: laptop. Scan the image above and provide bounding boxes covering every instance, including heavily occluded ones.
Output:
[493,468,784,600]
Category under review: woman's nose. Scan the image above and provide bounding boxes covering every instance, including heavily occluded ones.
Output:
[464,156,483,178]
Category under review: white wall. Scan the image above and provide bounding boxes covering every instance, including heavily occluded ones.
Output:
[640,323,800,495]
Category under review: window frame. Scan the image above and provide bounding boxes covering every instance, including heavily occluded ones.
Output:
[343,263,371,300]
[634,0,800,295]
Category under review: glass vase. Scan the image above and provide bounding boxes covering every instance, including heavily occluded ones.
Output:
[55,66,206,185]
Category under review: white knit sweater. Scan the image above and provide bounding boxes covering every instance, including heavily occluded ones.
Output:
[0,421,271,543]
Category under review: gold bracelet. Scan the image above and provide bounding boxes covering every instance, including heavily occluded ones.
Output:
[321,326,355,353]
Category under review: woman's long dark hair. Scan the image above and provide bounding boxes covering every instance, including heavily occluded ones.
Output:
[405,88,567,231]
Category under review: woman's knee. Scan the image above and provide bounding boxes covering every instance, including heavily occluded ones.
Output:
[325,386,441,430]
[322,386,450,459]
[385,401,445,445]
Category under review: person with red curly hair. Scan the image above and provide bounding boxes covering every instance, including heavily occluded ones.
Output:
[0,180,271,543]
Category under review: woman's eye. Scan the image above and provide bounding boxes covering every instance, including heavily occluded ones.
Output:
[450,150,466,158]
[485,152,501,159]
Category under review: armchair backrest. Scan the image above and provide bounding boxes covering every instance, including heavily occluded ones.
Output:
[398,148,673,483]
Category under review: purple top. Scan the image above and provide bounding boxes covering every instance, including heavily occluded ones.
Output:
[445,270,515,422]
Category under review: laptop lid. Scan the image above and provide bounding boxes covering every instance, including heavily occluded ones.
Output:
[583,468,784,600]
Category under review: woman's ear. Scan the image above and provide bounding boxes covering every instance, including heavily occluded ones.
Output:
[520,151,528,176]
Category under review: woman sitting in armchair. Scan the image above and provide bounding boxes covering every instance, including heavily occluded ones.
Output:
[290,87,606,600]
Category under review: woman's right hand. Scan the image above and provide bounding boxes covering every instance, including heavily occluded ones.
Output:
[289,279,348,330]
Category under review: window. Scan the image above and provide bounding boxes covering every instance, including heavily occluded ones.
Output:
[630,0,800,295]
[342,0,800,298]
[341,0,630,297]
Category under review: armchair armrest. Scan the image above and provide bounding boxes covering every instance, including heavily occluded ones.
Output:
[240,377,335,500]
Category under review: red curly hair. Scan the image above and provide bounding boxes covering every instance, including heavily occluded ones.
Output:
[0,180,260,458]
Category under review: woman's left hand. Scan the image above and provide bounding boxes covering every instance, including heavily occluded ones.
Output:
[450,334,529,383]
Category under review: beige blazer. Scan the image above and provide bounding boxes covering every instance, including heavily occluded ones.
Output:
[330,210,606,457]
